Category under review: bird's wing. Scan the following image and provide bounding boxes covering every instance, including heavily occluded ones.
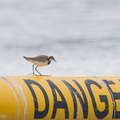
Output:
[33,55,48,62]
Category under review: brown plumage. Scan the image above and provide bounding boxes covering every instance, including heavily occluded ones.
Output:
[23,55,56,75]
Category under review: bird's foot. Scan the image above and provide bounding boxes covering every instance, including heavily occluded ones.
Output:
[41,74,51,76]
[27,73,51,76]
[34,74,51,76]
[27,73,39,76]
[27,73,33,76]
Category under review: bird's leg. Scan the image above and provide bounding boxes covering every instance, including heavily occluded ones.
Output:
[35,66,42,76]
[32,64,36,75]
[28,64,36,76]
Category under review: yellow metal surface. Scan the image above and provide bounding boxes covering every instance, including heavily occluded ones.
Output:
[0,76,120,120]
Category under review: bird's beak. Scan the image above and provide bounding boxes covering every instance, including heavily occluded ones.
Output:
[54,59,57,62]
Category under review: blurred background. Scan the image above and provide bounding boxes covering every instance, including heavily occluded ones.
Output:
[0,0,120,76]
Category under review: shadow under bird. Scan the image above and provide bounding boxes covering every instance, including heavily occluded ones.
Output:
[23,55,57,76]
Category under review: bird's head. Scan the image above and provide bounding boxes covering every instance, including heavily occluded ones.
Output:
[48,56,57,62]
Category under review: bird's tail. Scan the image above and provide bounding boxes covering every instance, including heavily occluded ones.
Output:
[23,56,30,61]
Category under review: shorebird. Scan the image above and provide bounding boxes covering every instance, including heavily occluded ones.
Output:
[23,55,57,76]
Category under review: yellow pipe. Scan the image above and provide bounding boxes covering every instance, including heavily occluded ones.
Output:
[0,76,120,120]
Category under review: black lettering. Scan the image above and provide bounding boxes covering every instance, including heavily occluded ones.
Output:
[47,80,69,119]
[62,80,88,119]
[24,79,49,119]
[85,80,109,119]
[103,80,120,118]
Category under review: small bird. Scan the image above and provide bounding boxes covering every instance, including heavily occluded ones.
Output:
[23,55,57,76]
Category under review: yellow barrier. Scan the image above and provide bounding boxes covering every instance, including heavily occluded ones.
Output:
[0,76,120,120]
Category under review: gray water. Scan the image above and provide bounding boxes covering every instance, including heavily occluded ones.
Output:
[0,0,120,76]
